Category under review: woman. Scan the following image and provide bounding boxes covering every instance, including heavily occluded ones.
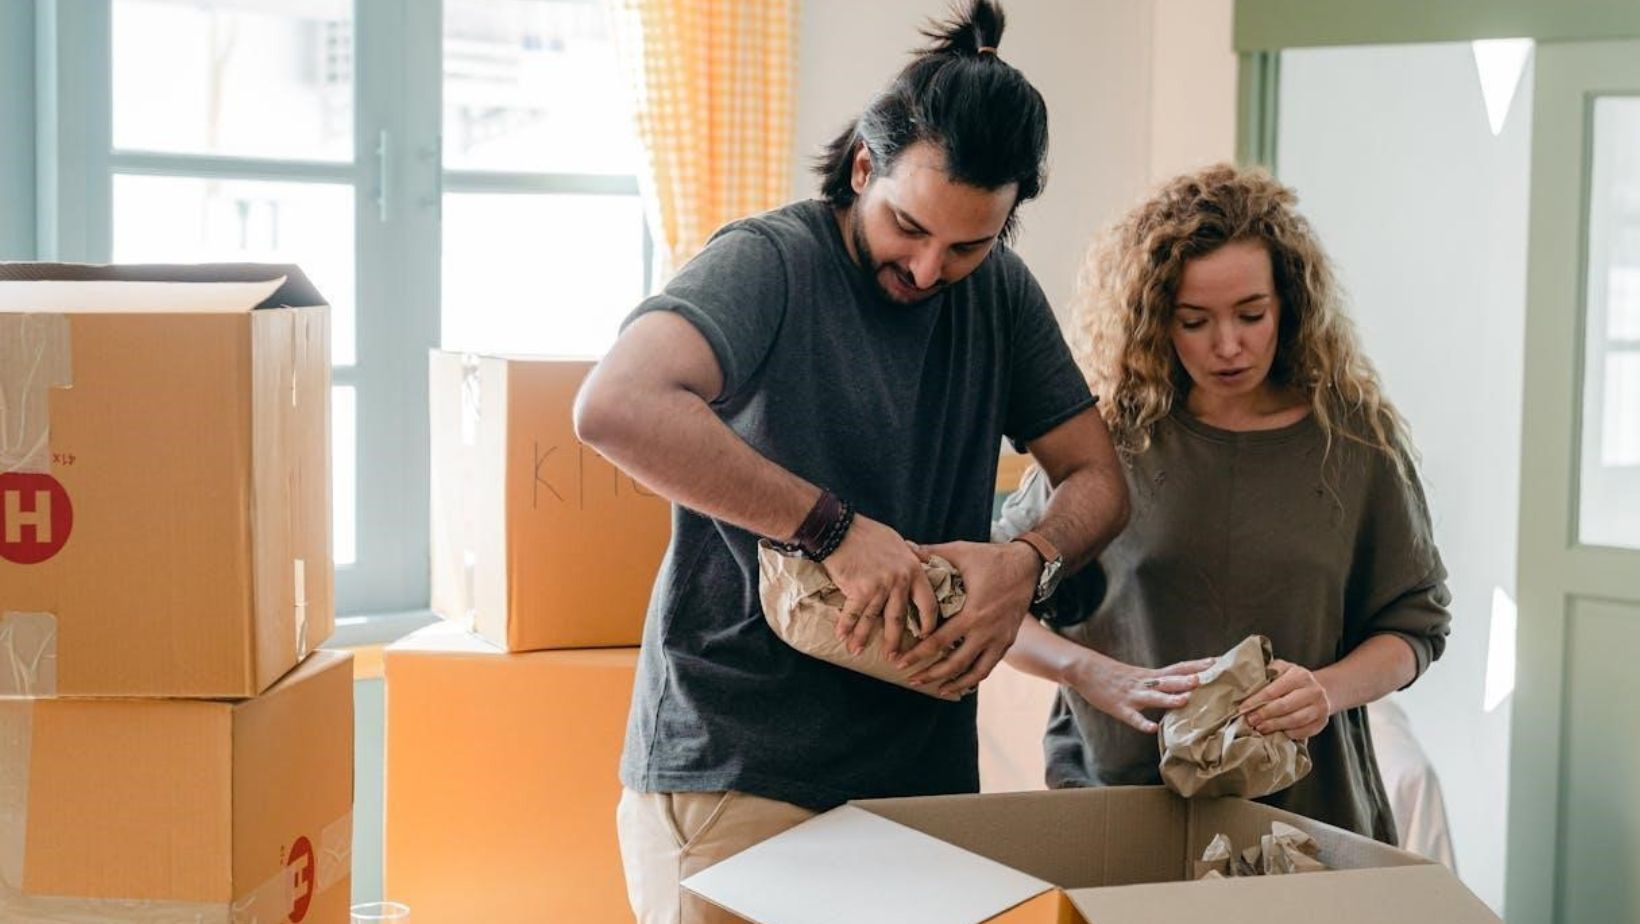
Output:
[999,164,1451,841]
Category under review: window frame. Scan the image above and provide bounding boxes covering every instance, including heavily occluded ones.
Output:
[38,0,646,639]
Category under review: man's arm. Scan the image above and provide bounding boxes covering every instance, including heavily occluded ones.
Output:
[1019,404,1130,570]
[574,311,815,537]
[902,405,1130,697]
[575,310,940,653]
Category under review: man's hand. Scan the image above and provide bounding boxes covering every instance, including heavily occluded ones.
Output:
[821,515,941,659]
[1065,651,1215,734]
[899,540,1041,698]
[1238,659,1332,741]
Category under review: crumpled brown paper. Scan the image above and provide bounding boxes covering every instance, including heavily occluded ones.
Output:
[756,541,966,699]
[1158,635,1313,798]
[1195,822,1330,879]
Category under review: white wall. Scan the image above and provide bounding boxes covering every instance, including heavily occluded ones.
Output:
[1148,0,1237,183]
[1278,43,1532,914]
[791,0,1154,320]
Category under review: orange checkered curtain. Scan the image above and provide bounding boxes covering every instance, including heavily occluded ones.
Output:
[610,0,799,279]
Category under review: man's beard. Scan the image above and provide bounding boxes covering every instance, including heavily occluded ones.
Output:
[849,208,945,306]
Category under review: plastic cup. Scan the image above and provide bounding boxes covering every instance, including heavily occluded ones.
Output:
[351,902,411,923]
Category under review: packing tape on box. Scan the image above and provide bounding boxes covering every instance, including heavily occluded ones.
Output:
[231,811,353,924]
[294,558,309,660]
[457,354,482,627]
[0,885,229,923]
[0,699,34,902]
[0,612,57,697]
[0,314,73,475]
[459,353,482,448]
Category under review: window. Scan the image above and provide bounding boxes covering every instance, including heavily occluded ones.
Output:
[46,0,647,616]
[1578,96,1640,550]
[439,0,649,358]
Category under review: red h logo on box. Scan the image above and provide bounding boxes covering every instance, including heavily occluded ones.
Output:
[0,473,73,564]
[286,835,316,922]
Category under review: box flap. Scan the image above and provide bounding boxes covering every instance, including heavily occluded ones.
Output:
[383,622,639,671]
[386,620,507,657]
[233,649,349,709]
[856,788,1186,889]
[0,262,325,312]
[682,805,1053,924]
[1065,866,1500,923]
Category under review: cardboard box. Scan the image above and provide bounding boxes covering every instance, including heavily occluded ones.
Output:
[685,786,1502,923]
[429,351,670,651]
[0,649,354,921]
[0,263,332,698]
[384,621,637,922]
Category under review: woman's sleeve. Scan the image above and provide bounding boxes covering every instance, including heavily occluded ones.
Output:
[1347,449,1453,685]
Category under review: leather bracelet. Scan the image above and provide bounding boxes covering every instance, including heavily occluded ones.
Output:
[789,489,842,552]
[806,500,855,562]
[770,489,855,561]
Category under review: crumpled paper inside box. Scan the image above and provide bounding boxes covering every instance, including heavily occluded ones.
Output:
[1195,822,1331,879]
[1159,634,1313,798]
[756,541,966,699]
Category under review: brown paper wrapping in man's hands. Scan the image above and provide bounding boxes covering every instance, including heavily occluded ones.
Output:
[1195,822,1330,879]
[757,541,966,700]
[1159,634,1313,798]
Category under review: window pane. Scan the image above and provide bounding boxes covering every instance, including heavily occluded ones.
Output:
[1578,96,1640,550]
[1601,352,1640,467]
[443,0,641,174]
[333,385,357,567]
[113,0,353,161]
[111,174,357,366]
[1610,260,1640,341]
[441,193,644,356]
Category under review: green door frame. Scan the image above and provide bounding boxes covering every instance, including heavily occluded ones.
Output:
[1232,0,1640,169]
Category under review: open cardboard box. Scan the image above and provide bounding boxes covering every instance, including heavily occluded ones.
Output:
[0,263,332,698]
[685,786,1500,923]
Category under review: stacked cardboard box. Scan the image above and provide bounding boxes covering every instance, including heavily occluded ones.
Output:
[384,353,670,922]
[0,264,354,922]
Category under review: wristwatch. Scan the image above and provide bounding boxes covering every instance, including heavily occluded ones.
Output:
[1011,530,1064,604]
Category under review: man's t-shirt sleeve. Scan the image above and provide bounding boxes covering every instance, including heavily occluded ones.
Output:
[1004,267,1096,451]
[623,227,789,405]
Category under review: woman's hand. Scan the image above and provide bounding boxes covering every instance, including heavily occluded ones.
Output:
[1065,650,1216,734]
[1238,659,1332,740]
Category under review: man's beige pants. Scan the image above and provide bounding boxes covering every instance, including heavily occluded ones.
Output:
[616,788,816,924]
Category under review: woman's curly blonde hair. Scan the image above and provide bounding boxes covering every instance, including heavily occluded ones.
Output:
[1073,163,1413,478]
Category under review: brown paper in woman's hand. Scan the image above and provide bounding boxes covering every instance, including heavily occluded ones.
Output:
[1158,634,1313,798]
[756,541,967,699]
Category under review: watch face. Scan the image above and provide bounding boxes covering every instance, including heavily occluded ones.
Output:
[1035,558,1064,602]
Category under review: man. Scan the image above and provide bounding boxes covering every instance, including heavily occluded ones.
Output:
[574,2,1128,920]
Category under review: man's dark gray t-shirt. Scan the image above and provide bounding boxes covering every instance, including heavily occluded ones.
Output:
[619,198,1093,811]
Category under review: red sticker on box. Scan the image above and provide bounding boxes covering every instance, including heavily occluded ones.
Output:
[287,835,316,922]
[0,472,73,564]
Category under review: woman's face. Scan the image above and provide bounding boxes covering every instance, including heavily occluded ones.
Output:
[1169,239,1281,400]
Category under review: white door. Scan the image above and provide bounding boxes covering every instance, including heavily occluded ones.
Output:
[1508,38,1640,924]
